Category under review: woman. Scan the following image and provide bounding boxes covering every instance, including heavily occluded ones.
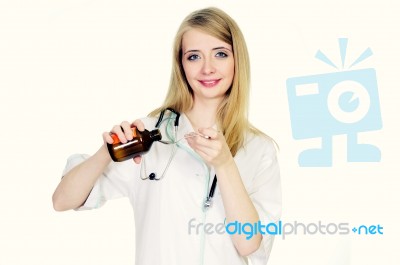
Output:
[53,7,281,265]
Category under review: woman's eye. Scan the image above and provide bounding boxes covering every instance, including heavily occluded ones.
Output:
[187,54,200,61]
[216,51,228,58]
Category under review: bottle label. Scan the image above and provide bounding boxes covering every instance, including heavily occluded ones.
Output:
[110,127,137,144]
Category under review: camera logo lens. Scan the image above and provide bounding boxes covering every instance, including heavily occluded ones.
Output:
[327,80,370,124]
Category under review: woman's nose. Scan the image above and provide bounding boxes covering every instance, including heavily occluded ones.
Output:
[201,57,216,75]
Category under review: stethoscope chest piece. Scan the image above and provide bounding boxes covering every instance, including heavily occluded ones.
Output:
[149,172,157,180]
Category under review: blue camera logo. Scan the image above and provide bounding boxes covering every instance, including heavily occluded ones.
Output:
[286,38,382,167]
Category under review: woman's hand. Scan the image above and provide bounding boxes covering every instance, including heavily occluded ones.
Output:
[185,127,234,169]
[102,119,145,164]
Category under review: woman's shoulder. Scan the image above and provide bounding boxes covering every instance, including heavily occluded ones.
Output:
[139,116,159,129]
[242,130,277,157]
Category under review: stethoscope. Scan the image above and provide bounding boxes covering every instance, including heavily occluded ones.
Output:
[140,108,218,209]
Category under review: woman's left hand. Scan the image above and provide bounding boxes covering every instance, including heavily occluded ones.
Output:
[185,128,234,169]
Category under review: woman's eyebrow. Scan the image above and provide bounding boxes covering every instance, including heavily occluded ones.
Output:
[183,49,200,55]
[212,46,232,52]
[183,46,232,55]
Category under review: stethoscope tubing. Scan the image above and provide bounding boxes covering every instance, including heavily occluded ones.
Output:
[142,108,217,209]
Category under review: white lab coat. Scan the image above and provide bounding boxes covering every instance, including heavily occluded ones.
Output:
[63,113,282,265]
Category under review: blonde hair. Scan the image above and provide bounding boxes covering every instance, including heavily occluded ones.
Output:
[150,7,264,156]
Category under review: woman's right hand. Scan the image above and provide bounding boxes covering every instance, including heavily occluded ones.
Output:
[102,119,145,164]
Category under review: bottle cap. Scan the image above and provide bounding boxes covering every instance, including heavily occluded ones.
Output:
[150,129,162,141]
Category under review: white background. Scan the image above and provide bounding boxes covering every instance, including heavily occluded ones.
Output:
[0,0,399,264]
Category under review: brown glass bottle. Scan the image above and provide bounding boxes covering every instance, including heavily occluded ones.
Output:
[107,127,162,162]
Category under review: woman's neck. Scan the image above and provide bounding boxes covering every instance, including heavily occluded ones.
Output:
[185,100,219,131]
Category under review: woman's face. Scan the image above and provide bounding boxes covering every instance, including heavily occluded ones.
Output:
[181,28,234,105]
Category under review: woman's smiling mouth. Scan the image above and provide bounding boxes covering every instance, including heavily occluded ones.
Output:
[198,79,221,88]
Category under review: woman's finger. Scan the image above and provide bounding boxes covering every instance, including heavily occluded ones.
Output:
[110,124,127,143]
[186,135,218,156]
[198,127,220,139]
[119,121,133,141]
[133,156,142,164]
[102,132,114,144]
[132,119,145,131]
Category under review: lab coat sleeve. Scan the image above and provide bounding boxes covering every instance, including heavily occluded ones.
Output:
[62,153,136,210]
[247,138,282,263]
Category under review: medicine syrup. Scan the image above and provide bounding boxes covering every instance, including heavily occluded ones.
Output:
[107,127,162,162]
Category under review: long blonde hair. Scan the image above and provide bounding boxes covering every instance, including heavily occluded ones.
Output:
[150,7,263,156]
